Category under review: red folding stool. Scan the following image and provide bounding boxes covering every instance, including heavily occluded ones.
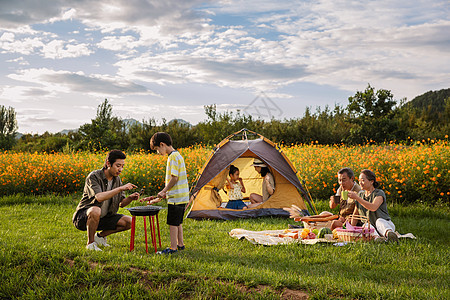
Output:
[127,206,163,253]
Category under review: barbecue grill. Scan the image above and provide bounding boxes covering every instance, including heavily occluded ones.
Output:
[126,205,164,216]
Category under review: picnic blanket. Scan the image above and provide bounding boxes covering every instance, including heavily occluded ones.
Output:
[228,229,332,245]
[229,228,416,246]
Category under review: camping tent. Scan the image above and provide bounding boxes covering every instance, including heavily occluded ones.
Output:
[187,129,315,220]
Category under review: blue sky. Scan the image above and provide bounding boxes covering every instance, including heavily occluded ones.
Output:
[0,0,449,134]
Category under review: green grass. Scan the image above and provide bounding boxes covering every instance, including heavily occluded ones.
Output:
[0,195,449,299]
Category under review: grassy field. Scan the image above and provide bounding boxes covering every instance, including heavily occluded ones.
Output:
[0,194,449,299]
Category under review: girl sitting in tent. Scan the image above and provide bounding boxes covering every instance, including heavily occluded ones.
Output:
[225,165,247,209]
[246,159,275,208]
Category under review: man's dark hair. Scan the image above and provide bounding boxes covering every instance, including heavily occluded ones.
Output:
[150,132,173,150]
[338,167,355,180]
[103,149,126,169]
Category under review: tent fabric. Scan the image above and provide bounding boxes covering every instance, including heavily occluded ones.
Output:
[187,130,312,220]
[192,140,249,194]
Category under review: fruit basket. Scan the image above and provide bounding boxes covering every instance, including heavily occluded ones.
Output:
[335,215,374,242]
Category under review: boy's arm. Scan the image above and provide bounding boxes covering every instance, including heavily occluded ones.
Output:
[158,175,178,198]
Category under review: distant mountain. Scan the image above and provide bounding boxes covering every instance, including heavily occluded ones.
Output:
[123,118,142,127]
[168,118,192,127]
[405,88,450,114]
[59,129,78,135]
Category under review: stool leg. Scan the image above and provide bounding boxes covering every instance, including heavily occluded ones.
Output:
[150,216,157,253]
[148,215,154,251]
[143,216,148,254]
[130,216,136,251]
[156,214,162,248]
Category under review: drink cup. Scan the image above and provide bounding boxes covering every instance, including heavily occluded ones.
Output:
[341,190,349,200]
[333,195,341,204]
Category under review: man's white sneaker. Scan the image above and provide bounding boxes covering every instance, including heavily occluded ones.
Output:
[94,233,110,247]
[86,242,102,251]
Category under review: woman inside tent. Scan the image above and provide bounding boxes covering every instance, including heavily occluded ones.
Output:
[246,159,275,208]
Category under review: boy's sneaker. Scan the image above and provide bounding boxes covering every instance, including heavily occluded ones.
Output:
[86,242,102,251]
[386,231,399,244]
[157,248,177,255]
[177,245,185,250]
[94,233,110,247]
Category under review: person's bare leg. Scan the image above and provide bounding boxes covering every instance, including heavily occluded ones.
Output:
[177,225,184,247]
[86,207,101,245]
[331,219,343,230]
[99,215,132,237]
[249,193,263,204]
[169,225,178,250]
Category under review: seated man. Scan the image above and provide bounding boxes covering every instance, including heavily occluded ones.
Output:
[72,150,139,251]
[329,167,362,230]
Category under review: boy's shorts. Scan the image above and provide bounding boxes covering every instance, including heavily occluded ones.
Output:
[73,207,124,231]
[167,203,186,226]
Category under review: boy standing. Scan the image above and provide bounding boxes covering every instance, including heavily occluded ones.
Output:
[145,132,189,254]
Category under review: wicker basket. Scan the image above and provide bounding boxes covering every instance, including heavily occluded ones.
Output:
[335,215,374,242]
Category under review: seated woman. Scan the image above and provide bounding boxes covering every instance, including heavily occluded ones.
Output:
[348,169,398,243]
[225,165,247,209]
[247,159,275,209]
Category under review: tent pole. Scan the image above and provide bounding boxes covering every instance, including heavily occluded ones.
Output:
[301,181,318,215]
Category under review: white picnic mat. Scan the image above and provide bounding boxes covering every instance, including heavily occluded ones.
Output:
[229,229,416,246]
[229,229,331,246]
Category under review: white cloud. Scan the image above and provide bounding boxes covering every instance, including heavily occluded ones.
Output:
[7,68,157,97]
[0,32,14,41]
[0,0,449,133]
[6,56,29,65]
[42,39,92,59]
[0,0,211,34]
[0,35,45,55]
[97,35,139,51]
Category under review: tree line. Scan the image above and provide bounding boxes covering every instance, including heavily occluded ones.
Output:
[1,85,449,152]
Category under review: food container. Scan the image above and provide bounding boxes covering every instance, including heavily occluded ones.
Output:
[324,234,334,241]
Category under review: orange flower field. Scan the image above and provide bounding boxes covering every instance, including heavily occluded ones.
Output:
[1,141,449,204]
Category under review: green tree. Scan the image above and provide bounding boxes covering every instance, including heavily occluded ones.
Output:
[345,84,403,143]
[78,99,128,151]
[0,105,18,150]
[195,105,257,145]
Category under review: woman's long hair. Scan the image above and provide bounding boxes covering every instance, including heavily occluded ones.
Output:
[361,169,380,188]
[260,167,270,177]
